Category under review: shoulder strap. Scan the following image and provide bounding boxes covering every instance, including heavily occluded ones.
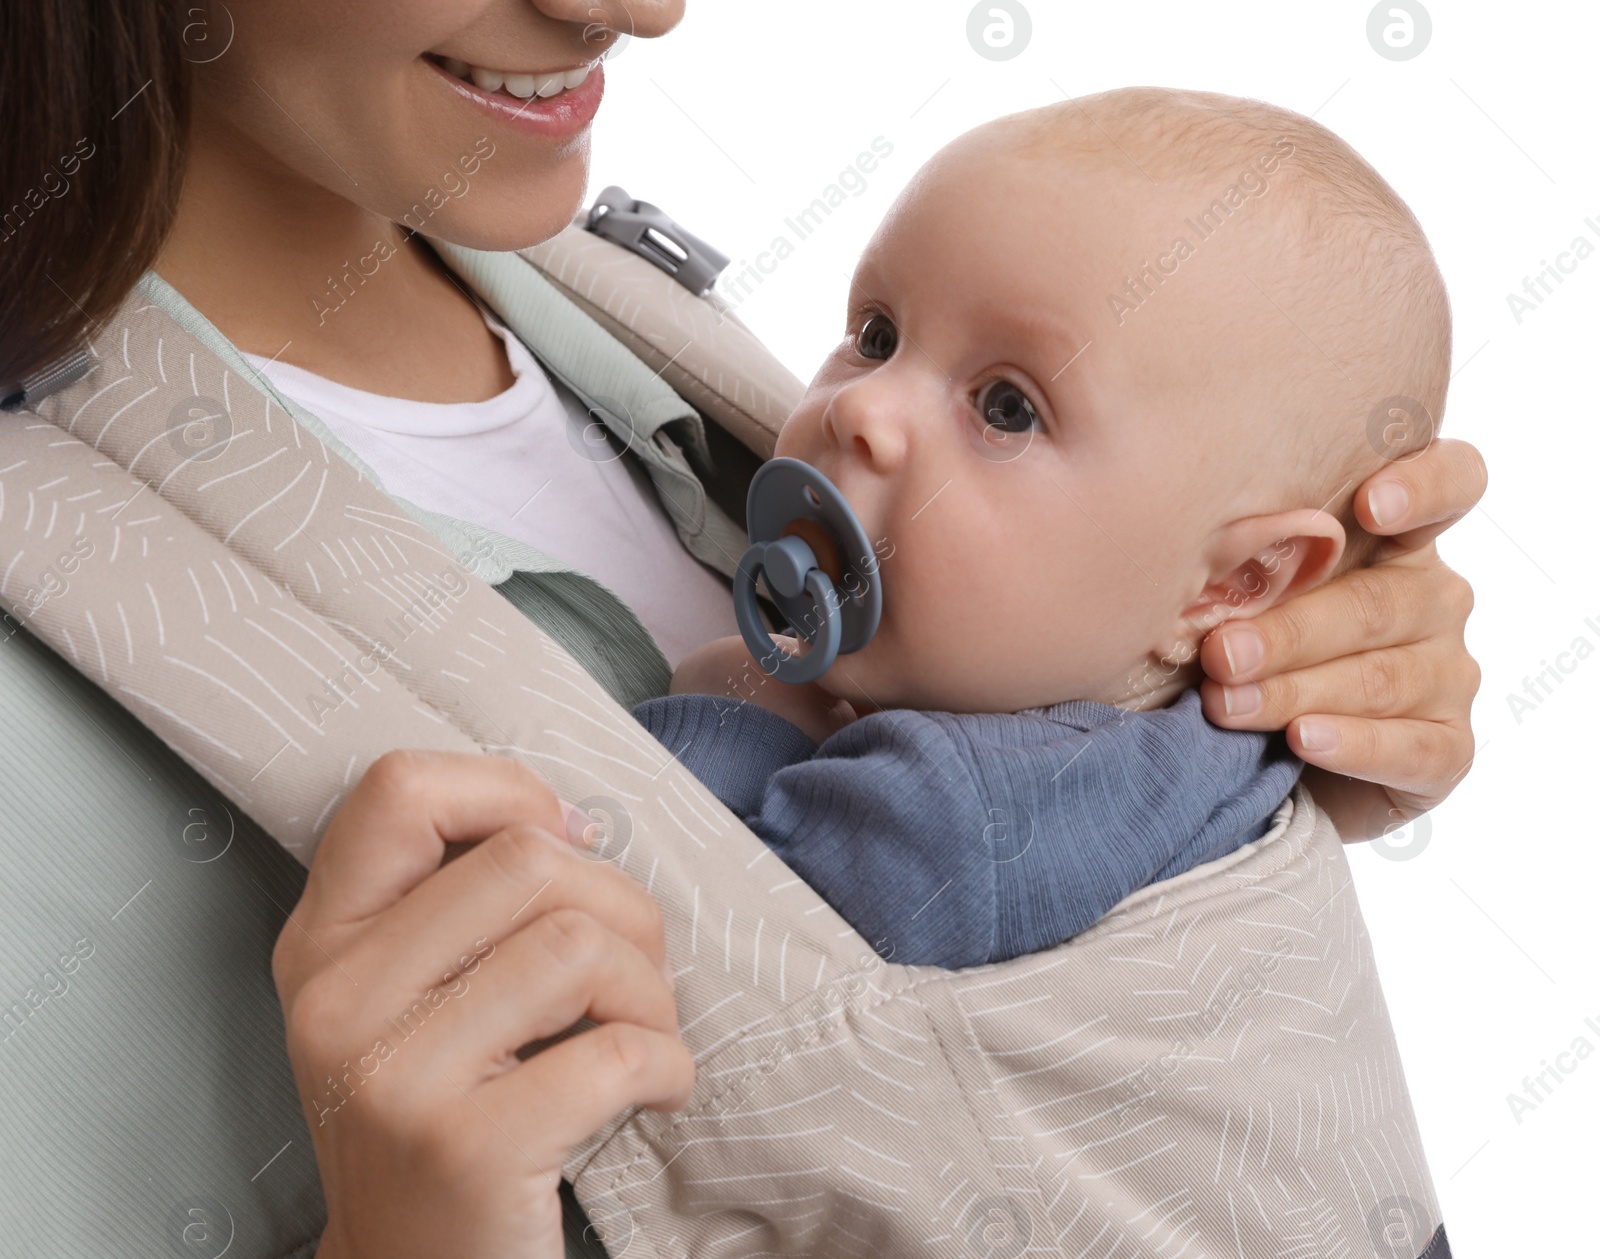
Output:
[516,220,803,462]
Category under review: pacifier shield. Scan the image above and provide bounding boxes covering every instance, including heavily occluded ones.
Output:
[733,458,883,685]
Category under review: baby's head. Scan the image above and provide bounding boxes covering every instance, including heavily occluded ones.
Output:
[773,87,1450,715]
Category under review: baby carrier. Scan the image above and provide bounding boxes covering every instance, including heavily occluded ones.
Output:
[0,193,1450,1259]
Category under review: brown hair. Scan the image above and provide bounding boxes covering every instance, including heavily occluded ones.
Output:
[1,0,192,390]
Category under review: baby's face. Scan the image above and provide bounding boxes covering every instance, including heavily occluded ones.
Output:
[775,132,1292,714]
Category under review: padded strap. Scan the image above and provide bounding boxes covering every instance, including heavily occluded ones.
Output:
[517,222,803,461]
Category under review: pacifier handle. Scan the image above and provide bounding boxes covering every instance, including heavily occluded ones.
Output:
[732,458,882,687]
[734,538,842,685]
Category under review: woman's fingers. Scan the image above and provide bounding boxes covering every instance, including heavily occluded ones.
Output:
[1201,637,1465,729]
[1354,436,1488,551]
[1199,464,1484,832]
[1297,750,1471,842]
[346,820,671,988]
[1201,550,1472,691]
[1202,638,1477,843]
[380,905,681,1080]
[1286,714,1473,810]
[476,1020,696,1163]
[302,751,566,928]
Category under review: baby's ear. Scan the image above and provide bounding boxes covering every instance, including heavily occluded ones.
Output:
[1179,509,1346,628]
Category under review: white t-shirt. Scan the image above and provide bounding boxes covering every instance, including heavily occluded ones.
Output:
[239,310,736,668]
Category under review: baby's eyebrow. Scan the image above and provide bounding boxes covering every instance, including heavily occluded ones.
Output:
[982,303,1091,383]
[1045,337,1095,383]
[844,256,894,308]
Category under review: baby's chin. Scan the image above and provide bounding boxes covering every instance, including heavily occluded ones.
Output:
[818,652,965,715]
[819,649,1084,716]
[817,650,903,713]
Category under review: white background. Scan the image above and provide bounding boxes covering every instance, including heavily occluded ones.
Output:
[587,1,1596,1251]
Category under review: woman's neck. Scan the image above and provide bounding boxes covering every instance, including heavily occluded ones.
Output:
[153,109,513,403]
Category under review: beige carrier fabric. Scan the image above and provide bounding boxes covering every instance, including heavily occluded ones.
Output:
[573,790,1441,1259]
[0,285,1442,1257]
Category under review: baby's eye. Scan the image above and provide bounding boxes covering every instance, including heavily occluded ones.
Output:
[855,313,898,361]
[975,379,1042,433]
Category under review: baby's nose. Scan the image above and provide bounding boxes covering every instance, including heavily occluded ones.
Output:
[827,383,911,471]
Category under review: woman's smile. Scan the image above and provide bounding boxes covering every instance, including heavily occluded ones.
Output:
[423,52,606,139]
[429,52,599,100]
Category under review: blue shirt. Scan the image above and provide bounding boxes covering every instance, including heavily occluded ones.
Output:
[631,688,1303,969]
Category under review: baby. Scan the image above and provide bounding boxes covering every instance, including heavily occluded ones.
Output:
[630,87,1450,968]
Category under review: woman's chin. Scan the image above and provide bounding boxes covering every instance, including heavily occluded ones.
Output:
[411,157,591,252]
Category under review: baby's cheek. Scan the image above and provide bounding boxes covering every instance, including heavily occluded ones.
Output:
[773,407,825,462]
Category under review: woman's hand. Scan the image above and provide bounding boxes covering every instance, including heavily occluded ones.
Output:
[273,750,694,1259]
[671,634,858,744]
[1200,438,1487,840]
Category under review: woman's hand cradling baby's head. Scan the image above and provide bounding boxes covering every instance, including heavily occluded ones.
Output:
[1201,436,1485,839]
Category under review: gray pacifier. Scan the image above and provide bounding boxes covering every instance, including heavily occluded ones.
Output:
[733,458,883,685]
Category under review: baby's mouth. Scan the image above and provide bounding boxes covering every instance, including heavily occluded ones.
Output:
[423,53,600,103]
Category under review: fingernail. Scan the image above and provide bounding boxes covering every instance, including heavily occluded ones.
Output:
[1221,627,1264,678]
[1298,719,1339,753]
[1367,481,1409,529]
[661,960,675,990]
[1223,683,1262,717]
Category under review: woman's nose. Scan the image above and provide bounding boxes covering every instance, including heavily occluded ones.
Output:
[530,0,686,40]
[825,379,910,473]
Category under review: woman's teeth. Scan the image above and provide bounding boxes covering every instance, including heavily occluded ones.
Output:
[436,57,594,100]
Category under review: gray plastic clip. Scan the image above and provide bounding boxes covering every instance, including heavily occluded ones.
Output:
[1,347,94,412]
[585,185,730,296]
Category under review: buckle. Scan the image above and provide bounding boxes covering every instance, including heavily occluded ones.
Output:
[1,346,94,412]
[585,185,730,297]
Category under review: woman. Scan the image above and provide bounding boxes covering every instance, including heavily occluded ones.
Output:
[0,1,1484,1256]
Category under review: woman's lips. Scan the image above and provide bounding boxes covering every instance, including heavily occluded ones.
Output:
[425,56,605,140]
